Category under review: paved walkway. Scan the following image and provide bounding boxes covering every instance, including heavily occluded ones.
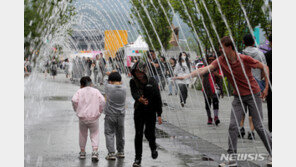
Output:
[158,80,270,166]
[25,72,271,166]
[25,73,193,167]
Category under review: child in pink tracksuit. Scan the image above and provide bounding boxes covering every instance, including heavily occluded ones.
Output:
[72,76,106,162]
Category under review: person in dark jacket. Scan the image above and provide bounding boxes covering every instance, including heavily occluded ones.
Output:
[86,57,92,77]
[129,60,163,167]
[265,35,272,133]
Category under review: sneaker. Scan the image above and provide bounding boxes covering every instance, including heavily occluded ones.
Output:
[133,159,141,167]
[238,127,245,138]
[116,152,125,158]
[91,151,99,162]
[79,151,86,159]
[248,131,255,140]
[181,102,184,107]
[219,160,237,167]
[207,117,213,125]
[168,93,172,96]
[214,116,220,126]
[151,150,158,159]
[105,153,116,160]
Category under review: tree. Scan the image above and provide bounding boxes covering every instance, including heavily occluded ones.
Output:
[24,0,76,59]
[130,0,173,53]
[170,0,272,53]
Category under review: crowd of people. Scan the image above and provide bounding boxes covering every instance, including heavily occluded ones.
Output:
[68,35,272,167]
[71,53,128,85]
[23,34,272,166]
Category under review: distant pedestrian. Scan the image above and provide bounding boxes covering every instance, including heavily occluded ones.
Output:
[71,76,106,162]
[130,60,163,167]
[86,57,92,77]
[99,53,107,85]
[109,57,116,70]
[24,57,31,76]
[50,56,58,79]
[174,52,191,107]
[72,57,81,80]
[63,59,70,78]
[147,50,165,90]
[167,58,178,96]
[92,55,100,85]
[159,56,167,90]
[43,60,50,79]
[114,56,121,73]
[104,72,127,160]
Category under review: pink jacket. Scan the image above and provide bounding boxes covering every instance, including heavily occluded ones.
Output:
[72,87,106,123]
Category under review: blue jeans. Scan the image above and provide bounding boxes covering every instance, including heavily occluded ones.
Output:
[255,78,265,92]
[168,78,178,94]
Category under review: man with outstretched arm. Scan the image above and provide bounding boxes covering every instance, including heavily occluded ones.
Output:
[174,36,272,167]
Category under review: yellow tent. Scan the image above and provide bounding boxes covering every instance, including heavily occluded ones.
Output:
[104,30,128,58]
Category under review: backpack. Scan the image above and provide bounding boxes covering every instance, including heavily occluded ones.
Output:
[51,62,57,71]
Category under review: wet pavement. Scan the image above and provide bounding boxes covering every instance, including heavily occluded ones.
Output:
[24,73,200,167]
[158,81,270,167]
[25,72,271,167]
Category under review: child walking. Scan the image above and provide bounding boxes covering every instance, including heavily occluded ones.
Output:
[104,71,127,160]
[71,76,106,162]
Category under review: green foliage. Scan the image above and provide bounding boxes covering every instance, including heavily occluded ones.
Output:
[222,77,231,96]
[170,0,272,52]
[194,76,231,96]
[130,0,173,52]
[24,0,76,57]
[194,79,202,90]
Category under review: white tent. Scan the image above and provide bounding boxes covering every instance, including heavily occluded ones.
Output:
[133,35,148,48]
[124,35,149,57]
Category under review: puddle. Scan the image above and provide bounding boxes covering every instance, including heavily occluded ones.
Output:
[202,154,214,161]
[24,96,72,102]
[155,128,170,138]
[44,96,72,101]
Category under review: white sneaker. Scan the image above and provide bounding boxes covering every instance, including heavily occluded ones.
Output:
[79,151,86,159]
[116,152,125,158]
[91,151,99,162]
[219,160,237,167]
[105,153,116,160]
[181,102,184,107]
